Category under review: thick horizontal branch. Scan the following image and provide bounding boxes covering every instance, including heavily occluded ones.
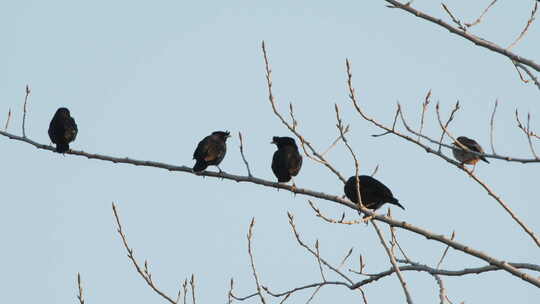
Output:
[2,130,540,288]
[384,0,540,72]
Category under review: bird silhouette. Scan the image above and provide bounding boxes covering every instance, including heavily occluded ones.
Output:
[452,136,489,166]
[48,107,78,153]
[271,136,303,185]
[193,131,231,173]
[344,175,404,218]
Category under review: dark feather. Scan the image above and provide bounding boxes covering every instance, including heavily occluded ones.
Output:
[48,107,78,153]
[344,175,403,214]
[271,136,302,183]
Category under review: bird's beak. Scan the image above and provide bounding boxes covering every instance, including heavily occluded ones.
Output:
[393,202,405,210]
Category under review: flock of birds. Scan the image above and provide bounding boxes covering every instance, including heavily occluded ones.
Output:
[47,107,490,216]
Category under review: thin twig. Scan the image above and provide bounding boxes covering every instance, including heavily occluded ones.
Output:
[515,110,539,158]
[437,231,456,269]
[308,200,362,225]
[22,85,30,138]
[190,274,196,304]
[288,213,353,284]
[4,108,12,131]
[436,101,460,152]
[335,104,364,211]
[238,132,253,177]
[77,273,85,304]
[112,203,177,304]
[418,89,431,142]
[315,240,327,282]
[321,125,350,156]
[514,62,540,91]
[247,218,267,304]
[465,0,498,28]
[507,1,538,50]
[489,100,498,154]
[441,3,466,30]
[372,220,414,304]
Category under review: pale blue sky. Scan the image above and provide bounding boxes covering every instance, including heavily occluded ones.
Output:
[1,1,539,303]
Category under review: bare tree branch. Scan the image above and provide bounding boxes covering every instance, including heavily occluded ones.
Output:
[372,220,414,304]
[247,218,267,304]
[383,0,540,72]
[507,1,538,50]
[112,203,178,304]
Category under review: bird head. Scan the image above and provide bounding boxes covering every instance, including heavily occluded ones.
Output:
[271,136,297,148]
[212,131,231,141]
[55,107,71,117]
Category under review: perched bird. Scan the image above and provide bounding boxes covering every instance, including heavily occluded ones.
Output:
[271,136,303,185]
[193,131,231,172]
[344,175,404,217]
[452,136,489,166]
[48,107,78,153]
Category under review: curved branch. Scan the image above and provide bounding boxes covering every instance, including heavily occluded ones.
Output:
[383,0,540,72]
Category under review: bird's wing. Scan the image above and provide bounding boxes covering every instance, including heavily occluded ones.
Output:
[48,120,57,144]
[271,151,281,176]
[65,117,78,141]
[286,148,302,176]
[460,137,483,153]
[193,137,210,160]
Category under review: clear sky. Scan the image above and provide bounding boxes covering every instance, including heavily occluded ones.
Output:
[1,1,539,303]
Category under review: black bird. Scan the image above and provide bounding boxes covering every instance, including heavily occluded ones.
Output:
[193,131,231,172]
[48,107,78,153]
[452,136,489,165]
[271,136,303,184]
[344,175,404,217]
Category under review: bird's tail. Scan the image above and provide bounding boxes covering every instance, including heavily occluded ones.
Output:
[56,143,69,153]
[480,156,490,164]
[193,160,208,172]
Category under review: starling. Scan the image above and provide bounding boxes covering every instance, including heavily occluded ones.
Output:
[271,136,303,183]
[452,136,489,165]
[344,175,404,217]
[193,131,231,172]
[48,107,78,153]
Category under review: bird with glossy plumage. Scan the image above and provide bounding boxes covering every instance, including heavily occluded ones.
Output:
[344,175,404,218]
[48,107,78,153]
[452,136,489,166]
[271,136,302,186]
[193,131,231,173]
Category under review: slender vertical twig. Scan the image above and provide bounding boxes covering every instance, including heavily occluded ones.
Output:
[372,220,414,304]
[418,89,431,142]
[247,218,267,304]
[238,132,253,177]
[436,231,456,269]
[22,85,30,138]
[76,273,85,304]
[4,108,12,131]
[489,100,498,154]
